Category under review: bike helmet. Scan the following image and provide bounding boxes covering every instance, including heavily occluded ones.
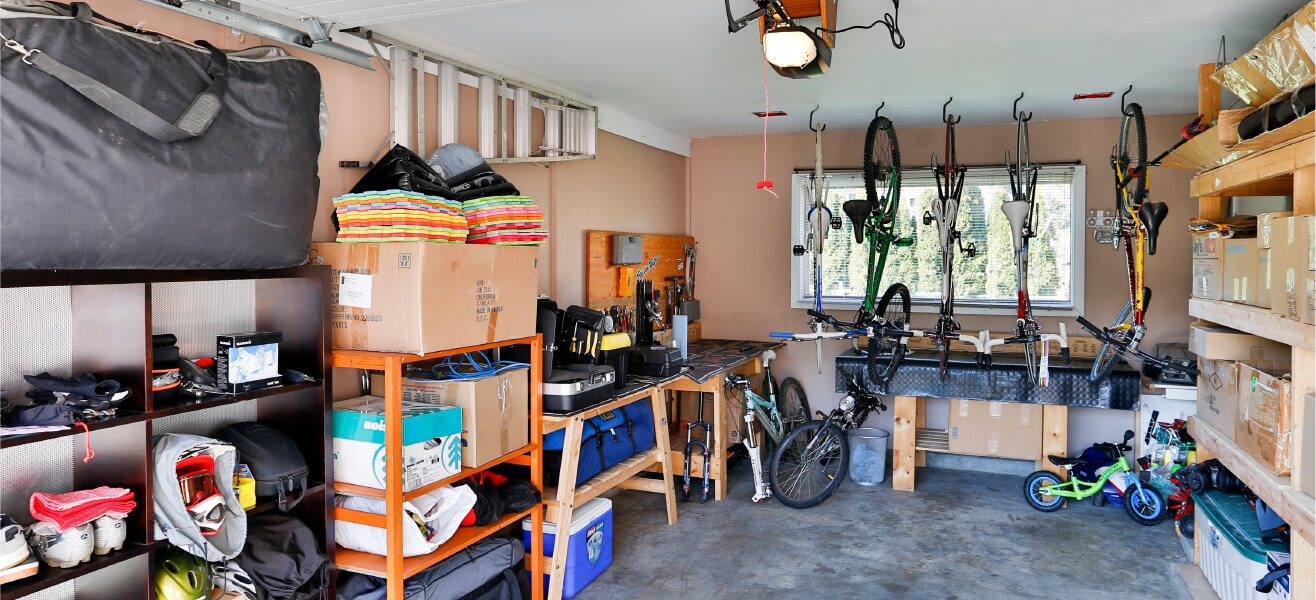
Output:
[155,546,210,600]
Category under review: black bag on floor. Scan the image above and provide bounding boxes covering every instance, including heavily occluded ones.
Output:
[336,538,528,600]
[216,422,310,512]
[236,513,327,600]
[543,398,656,487]
[0,1,324,270]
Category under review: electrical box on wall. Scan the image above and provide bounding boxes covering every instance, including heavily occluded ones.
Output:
[612,235,643,265]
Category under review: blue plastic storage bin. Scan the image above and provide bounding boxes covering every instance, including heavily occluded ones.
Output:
[522,497,612,599]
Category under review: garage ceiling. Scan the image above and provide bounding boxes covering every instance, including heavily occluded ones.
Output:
[258,0,1299,138]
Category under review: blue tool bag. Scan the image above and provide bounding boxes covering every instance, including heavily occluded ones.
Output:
[544,399,655,487]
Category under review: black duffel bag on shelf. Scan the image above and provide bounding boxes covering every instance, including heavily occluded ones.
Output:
[0,0,325,270]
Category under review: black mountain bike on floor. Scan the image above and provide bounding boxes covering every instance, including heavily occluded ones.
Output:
[923,99,984,380]
[1078,98,1203,382]
[768,375,886,508]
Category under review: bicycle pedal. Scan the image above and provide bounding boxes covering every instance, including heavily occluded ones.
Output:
[792,245,805,256]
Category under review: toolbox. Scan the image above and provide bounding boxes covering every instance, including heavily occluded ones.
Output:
[543,365,616,413]
[597,333,631,390]
[627,346,684,378]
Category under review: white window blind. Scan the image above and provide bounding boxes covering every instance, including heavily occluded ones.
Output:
[790,165,1084,314]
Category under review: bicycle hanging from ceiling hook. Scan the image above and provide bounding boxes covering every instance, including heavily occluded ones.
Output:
[873,101,886,119]
[1120,85,1134,114]
[1013,92,1032,122]
[809,104,825,132]
[943,97,961,124]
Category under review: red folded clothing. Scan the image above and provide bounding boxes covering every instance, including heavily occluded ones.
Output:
[30,486,136,531]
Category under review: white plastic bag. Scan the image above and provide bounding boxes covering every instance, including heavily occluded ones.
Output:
[334,485,476,557]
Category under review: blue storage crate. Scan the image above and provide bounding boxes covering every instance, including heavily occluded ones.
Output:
[522,498,612,599]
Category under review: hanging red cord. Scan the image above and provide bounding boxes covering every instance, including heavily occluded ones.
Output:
[75,422,95,463]
[758,54,778,198]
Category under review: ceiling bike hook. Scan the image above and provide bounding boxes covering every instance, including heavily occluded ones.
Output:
[943,97,961,124]
[809,104,825,132]
[1120,85,1134,114]
[1013,92,1032,122]
[874,101,885,119]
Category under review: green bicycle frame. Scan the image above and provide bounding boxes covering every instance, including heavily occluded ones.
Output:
[1037,456,1133,500]
[858,200,913,318]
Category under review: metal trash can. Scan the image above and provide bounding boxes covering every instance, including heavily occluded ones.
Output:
[848,428,889,486]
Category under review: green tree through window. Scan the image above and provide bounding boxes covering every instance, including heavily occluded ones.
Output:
[791,166,1081,311]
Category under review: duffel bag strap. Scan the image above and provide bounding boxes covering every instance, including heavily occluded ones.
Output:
[1,10,229,143]
[584,419,607,474]
[277,475,306,512]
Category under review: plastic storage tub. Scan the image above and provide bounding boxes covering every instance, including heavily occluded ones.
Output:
[1194,490,1289,600]
[522,497,613,598]
[847,428,889,485]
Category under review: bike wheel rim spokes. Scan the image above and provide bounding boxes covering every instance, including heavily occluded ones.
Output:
[776,428,843,501]
[1031,477,1061,506]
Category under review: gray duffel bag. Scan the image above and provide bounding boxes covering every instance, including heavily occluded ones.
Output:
[0,0,325,270]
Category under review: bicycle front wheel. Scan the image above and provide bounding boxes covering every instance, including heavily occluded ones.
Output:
[770,421,849,509]
[777,377,812,434]
[864,116,902,220]
[867,283,911,384]
[1119,103,1148,206]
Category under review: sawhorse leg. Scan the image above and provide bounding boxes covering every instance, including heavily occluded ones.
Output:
[547,418,583,600]
[892,395,917,491]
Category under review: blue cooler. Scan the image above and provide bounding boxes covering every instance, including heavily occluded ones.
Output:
[522,497,612,598]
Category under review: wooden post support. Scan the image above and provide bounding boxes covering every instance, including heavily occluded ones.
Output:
[385,357,406,600]
[915,397,927,468]
[649,387,679,524]
[892,395,917,491]
[1199,63,1221,125]
[548,417,584,600]
[1293,347,1314,495]
[1040,405,1068,479]
[712,382,726,501]
[1295,165,1314,215]
[1293,533,1314,600]
[1198,196,1229,220]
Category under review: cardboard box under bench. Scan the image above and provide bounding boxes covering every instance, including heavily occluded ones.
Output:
[947,400,1042,460]
[311,242,539,354]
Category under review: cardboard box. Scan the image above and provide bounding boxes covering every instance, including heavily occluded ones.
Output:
[1235,363,1295,475]
[1188,322,1290,362]
[216,331,282,393]
[1258,212,1295,249]
[311,243,538,354]
[1222,240,1260,303]
[1192,231,1225,260]
[332,396,463,492]
[1302,393,1315,497]
[1257,250,1274,308]
[1271,216,1315,323]
[948,400,1042,460]
[1196,358,1238,435]
[1193,258,1224,300]
[382,368,530,469]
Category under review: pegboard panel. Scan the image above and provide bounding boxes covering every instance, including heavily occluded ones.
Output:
[152,280,256,360]
[0,436,75,525]
[152,399,257,438]
[24,581,75,600]
[0,287,73,398]
[585,230,695,318]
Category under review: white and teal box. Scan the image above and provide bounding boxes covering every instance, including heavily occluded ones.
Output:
[332,396,463,492]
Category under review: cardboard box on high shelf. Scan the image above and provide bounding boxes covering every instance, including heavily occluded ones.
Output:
[1192,231,1225,260]
[1196,358,1238,435]
[1235,363,1295,476]
[1270,216,1315,323]
[1222,239,1260,304]
[1188,322,1290,362]
[371,368,530,469]
[1258,212,1295,249]
[1193,258,1224,300]
[310,243,538,354]
[1257,249,1274,309]
[948,399,1042,460]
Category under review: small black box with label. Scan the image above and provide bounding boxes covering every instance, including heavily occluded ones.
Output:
[216,331,283,393]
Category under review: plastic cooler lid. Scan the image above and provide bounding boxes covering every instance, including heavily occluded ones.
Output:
[1192,489,1289,563]
[523,497,612,536]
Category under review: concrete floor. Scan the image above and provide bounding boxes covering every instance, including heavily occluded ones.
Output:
[576,465,1194,600]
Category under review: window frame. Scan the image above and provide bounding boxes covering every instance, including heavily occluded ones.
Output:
[788,164,1086,318]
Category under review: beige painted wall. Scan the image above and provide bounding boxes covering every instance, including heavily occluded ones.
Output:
[691,115,1198,453]
[84,0,689,304]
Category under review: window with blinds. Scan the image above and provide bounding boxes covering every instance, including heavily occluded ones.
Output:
[790,164,1085,313]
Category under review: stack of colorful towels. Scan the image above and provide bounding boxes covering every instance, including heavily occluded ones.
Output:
[333,191,468,243]
[463,196,548,246]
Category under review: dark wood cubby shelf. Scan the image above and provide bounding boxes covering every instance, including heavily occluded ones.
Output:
[0,266,335,599]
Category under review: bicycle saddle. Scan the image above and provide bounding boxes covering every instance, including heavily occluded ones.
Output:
[1138,202,1168,255]
[1047,455,1088,467]
[842,200,873,244]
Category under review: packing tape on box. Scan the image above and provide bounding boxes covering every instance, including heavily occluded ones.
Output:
[988,401,1002,418]
[988,431,1001,455]
[958,399,969,418]
[498,373,510,451]
[1020,405,1032,427]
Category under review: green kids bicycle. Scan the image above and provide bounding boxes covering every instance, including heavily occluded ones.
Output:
[1022,430,1167,526]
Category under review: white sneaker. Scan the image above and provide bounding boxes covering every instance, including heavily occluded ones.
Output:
[27,522,93,568]
[0,515,29,571]
[92,516,126,555]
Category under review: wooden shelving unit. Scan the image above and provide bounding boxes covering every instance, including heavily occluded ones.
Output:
[0,266,334,599]
[329,337,544,600]
[1189,63,1315,599]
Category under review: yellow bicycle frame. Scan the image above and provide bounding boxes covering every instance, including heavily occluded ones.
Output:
[1114,155,1148,328]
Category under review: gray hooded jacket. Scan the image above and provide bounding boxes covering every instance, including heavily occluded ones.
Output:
[153,433,247,561]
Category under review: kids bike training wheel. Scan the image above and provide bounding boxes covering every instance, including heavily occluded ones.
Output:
[867,283,911,385]
[1118,103,1148,207]
[777,377,812,435]
[864,115,901,220]
[1022,470,1065,512]
[769,421,849,509]
[1123,485,1167,526]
